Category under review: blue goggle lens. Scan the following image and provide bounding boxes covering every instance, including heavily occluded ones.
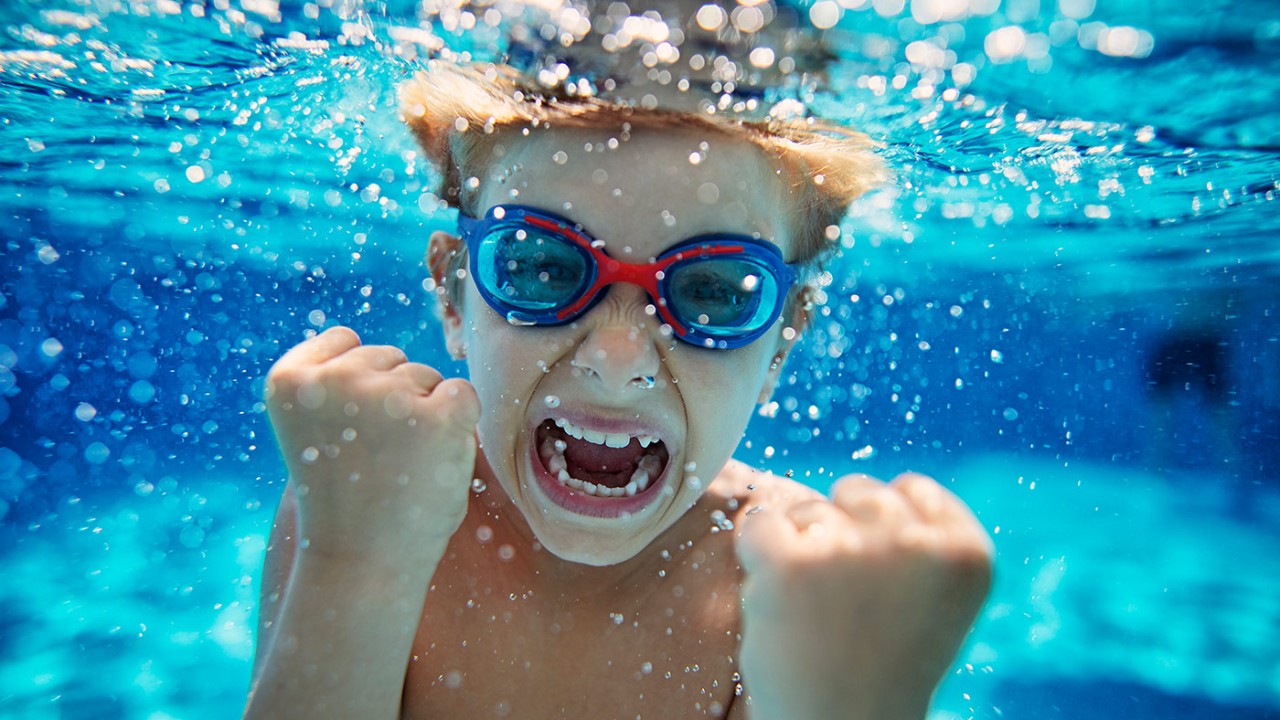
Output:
[665,256,778,337]
[475,225,591,312]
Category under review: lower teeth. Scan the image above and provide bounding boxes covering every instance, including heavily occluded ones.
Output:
[540,437,655,498]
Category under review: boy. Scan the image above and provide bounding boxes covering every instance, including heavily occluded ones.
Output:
[244,63,992,719]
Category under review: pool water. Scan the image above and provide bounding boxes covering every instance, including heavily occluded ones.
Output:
[2,0,1279,718]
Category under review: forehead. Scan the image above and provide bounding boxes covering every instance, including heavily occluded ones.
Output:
[471,125,795,255]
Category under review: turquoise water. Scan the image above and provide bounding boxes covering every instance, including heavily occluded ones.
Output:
[2,0,1279,718]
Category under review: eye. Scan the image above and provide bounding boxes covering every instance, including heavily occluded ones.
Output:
[669,259,773,330]
[481,227,588,309]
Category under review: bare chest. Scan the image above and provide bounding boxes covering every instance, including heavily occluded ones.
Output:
[401,553,742,719]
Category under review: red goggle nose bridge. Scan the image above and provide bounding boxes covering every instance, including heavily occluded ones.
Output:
[523,215,749,334]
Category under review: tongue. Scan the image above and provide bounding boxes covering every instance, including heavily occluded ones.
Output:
[563,435,645,487]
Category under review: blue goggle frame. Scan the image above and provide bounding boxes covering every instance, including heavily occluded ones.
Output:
[457,205,799,350]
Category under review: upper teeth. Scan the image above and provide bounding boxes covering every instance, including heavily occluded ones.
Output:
[554,418,657,449]
[541,419,663,499]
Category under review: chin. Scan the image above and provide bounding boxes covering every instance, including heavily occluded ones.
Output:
[533,530,649,567]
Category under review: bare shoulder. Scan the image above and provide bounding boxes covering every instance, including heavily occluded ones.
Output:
[707,459,825,525]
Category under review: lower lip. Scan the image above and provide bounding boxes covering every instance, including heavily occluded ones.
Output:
[526,442,670,519]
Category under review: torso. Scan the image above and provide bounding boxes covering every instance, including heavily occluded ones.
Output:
[399,460,817,720]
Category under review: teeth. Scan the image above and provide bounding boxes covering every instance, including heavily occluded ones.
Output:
[552,469,650,498]
[552,418,660,449]
[630,467,651,492]
[542,418,666,499]
[638,454,662,476]
[556,418,584,440]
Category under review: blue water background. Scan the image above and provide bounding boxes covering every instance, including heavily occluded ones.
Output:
[2,0,1279,718]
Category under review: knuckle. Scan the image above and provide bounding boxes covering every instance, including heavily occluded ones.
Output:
[430,379,480,415]
[266,362,307,391]
[369,344,407,362]
[831,473,882,494]
[326,325,360,343]
[891,472,941,494]
[830,475,888,509]
[834,486,901,521]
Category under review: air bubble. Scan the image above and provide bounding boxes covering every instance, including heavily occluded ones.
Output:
[709,509,734,532]
[74,403,96,422]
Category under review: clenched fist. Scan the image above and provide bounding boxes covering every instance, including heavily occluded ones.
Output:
[736,472,993,720]
[265,326,480,567]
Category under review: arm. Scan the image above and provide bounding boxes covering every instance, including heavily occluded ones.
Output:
[250,482,298,684]
[243,327,478,720]
[244,494,449,719]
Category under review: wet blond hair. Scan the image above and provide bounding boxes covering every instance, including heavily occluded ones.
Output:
[400,61,885,274]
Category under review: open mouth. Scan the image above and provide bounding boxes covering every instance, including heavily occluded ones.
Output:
[535,418,672,499]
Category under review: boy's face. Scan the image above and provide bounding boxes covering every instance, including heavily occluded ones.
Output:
[439,126,801,565]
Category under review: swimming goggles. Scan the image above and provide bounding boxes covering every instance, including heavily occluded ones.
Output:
[456,205,798,350]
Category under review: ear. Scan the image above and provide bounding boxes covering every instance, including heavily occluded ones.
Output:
[427,230,468,359]
[757,285,814,404]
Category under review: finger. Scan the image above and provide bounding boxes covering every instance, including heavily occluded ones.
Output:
[428,377,481,428]
[831,474,921,527]
[785,498,847,535]
[889,473,953,523]
[782,499,869,555]
[892,473,993,554]
[735,507,801,573]
[277,326,361,368]
[330,344,409,372]
[891,473,985,532]
[393,362,444,391]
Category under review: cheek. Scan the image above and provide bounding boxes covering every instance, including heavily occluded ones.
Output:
[460,303,568,418]
[680,347,775,449]
[459,306,521,425]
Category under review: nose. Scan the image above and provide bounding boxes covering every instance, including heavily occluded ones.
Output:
[570,288,663,393]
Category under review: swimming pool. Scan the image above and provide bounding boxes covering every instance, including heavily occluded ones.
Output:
[2,0,1278,717]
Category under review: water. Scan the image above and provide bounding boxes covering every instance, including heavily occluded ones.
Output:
[2,0,1279,718]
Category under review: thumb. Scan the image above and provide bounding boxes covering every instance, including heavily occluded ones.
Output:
[432,377,481,429]
[735,508,797,575]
